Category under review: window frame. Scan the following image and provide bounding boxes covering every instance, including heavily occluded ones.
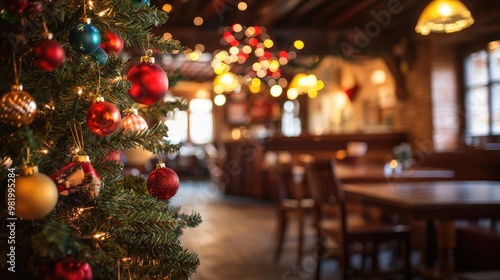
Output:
[462,39,500,146]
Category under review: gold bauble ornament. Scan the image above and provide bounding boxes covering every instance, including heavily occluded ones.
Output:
[0,84,37,127]
[8,165,58,220]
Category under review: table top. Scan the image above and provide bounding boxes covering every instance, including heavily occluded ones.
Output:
[343,181,500,220]
[336,163,455,183]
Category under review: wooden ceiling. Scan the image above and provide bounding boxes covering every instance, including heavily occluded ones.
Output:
[149,0,500,81]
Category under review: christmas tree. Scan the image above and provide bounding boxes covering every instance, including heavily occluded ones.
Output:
[0,0,201,279]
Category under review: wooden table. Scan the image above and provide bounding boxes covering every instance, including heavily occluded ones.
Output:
[343,181,500,278]
[336,163,455,183]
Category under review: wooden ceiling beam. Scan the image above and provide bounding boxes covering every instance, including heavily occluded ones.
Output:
[255,0,306,26]
[286,0,330,22]
[328,0,378,27]
[309,0,353,27]
[156,26,344,55]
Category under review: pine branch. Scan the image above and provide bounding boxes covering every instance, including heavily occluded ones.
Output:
[0,1,201,278]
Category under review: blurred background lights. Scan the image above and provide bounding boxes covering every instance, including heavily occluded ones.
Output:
[287,88,299,100]
[263,39,274,48]
[163,32,172,40]
[270,85,283,97]
[210,24,316,102]
[371,69,387,85]
[293,40,305,50]
[232,23,242,32]
[214,94,226,106]
[237,2,248,11]
[195,44,205,52]
[162,4,172,12]
[193,16,203,26]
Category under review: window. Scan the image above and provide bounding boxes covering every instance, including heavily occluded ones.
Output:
[281,100,301,136]
[464,42,500,139]
[164,98,214,145]
[165,110,188,145]
[189,99,213,144]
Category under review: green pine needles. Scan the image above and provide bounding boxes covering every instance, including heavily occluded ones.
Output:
[0,0,201,279]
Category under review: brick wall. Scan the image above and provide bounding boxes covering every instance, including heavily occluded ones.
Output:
[396,40,460,153]
[396,41,434,152]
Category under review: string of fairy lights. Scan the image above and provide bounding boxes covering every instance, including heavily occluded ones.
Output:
[158,2,323,106]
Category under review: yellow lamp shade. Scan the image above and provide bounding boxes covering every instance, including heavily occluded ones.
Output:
[415,0,474,35]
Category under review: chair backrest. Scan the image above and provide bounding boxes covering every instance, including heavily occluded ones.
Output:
[304,159,347,239]
[272,162,303,203]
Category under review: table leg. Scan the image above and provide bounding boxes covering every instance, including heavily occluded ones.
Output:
[436,220,456,276]
[425,220,437,269]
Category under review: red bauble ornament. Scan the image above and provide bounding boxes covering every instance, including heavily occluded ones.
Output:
[100,32,124,54]
[105,151,122,162]
[121,109,148,132]
[127,55,168,105]
[33,36,66,71]
[2,0,29,15]
[86,96,121,136]
[147,163,179,200]
[42,256,93,280]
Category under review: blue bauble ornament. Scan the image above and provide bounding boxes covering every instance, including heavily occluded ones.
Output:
[91,47,108,66]
[69,23,101,54]
[132,0,150,5]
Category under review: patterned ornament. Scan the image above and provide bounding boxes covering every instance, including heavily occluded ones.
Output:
[42,256,93,280]
[121,109,151,166]
[121,109,148,131]
[86,96,121,136]
[50,155,101,206]
[69,19,101,55]
[8,165,58,220]
[100,32,124,54]
[33,33,66,71]
[147,163,179,200]
[127,52,168,105]
[0,84,37,127]
[91,47,108,66]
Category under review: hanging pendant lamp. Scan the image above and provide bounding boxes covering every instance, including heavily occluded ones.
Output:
[415,0,474,35]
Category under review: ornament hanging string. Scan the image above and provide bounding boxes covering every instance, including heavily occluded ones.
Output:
[69,121,85,154]
[41,15,49,34]
[23,147,31,166]
[83,0,87,16]
[12,51,21,85]
[157,152,163,164]
[146,35,151,56]
[72,93,80,118]
[97,66,101,94]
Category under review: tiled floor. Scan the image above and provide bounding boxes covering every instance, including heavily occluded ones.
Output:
[170,179,328,280]
[171,179,423,280]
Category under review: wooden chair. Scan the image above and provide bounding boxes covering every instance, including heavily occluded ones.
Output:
[271,161,315,265]
[304,159,411,280]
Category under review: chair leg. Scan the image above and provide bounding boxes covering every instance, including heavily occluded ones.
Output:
[297,209,305,265]
[404,235,412,279]
[372,242,380,274]
[315,237,323,280]
[274,210,287,262]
